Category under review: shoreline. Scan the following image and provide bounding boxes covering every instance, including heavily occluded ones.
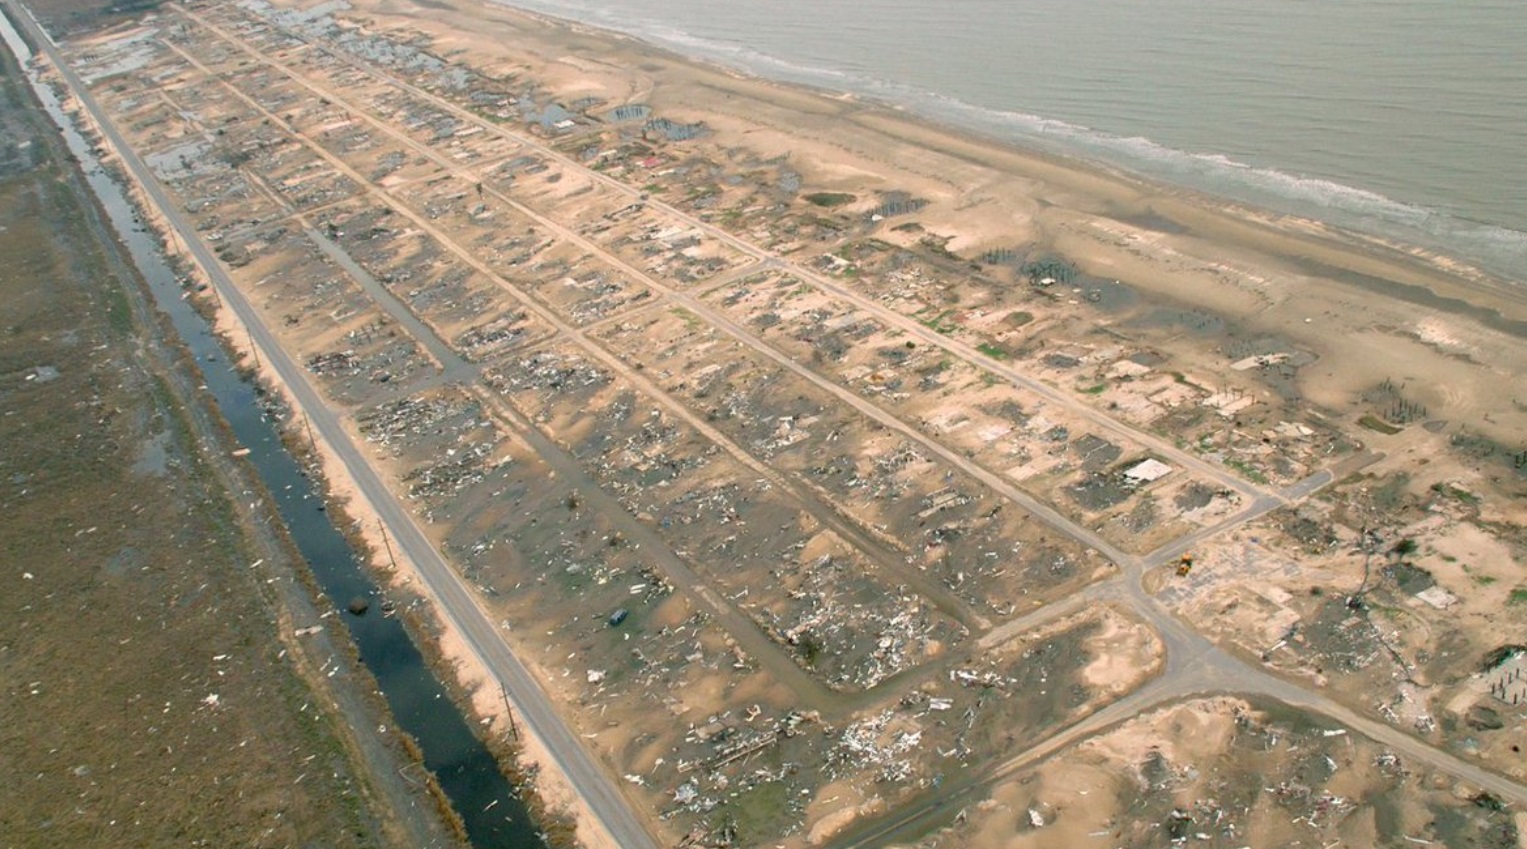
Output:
[481,0,1526,293]
[363,0,1527,395]
[51,0,1527,844]
[402,0,1527,340]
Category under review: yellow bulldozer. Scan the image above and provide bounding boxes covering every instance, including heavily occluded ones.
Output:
[1175,553,1194,577]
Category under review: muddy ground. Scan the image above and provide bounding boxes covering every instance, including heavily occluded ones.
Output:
[0,28,457,848]
[41,0,1527,846]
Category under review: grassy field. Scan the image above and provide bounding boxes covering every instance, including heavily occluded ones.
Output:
[12,0,158,36]
[0,26,455,848]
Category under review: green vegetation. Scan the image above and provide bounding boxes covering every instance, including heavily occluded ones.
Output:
[1367,472,1412,511]
[976,342,1009,360]
[919,308,958,335]
[1508,588,1527,606]
[1081,383,1108,395]
[1226,458,1269,485]
[670,306,703,330]
[1430,482,1480,505]
[1358,414,1402,435]
[1460,564,1493,587]
[797,632,822,665]
[803,191,854,208]
[724,779,791,845]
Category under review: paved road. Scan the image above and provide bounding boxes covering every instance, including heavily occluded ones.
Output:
[182,4,1149,621]
[160,49,1108,726]
[160,26,933,718]
[169,7,1527,841]
[44,3,1527,847]
[289,24,1272,506]
[233,88,861,712]
[167,15,992,635]
[7,8,660,849]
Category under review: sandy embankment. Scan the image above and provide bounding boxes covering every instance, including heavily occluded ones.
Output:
[48,54,620,849]
[60,0,1527,842]
[352,0,1527,456]
[183,236,620,849]
[199,275,620,849]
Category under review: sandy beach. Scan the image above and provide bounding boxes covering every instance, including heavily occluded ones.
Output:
[358,0,1527,447]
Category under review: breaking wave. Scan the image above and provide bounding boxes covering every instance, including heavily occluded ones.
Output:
[494,0,1526,279]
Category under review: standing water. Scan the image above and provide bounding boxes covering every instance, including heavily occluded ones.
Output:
[0,9,543,847]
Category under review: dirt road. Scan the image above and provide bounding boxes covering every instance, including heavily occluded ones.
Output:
[171,2,1527,832]
[44,2,1527,846]
[12,10,660,849]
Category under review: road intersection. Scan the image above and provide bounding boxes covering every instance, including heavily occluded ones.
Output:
[20,2,1526,845]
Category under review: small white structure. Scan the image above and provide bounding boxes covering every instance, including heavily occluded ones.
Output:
[1415,586,1458,610]
[1124,458,1173,484]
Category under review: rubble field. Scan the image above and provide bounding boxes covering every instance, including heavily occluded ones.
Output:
[1160,469,1527,784]
[922,697,1522,849]
[55,1,1527,847]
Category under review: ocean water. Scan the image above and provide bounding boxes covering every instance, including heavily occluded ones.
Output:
[492,0,1527,280]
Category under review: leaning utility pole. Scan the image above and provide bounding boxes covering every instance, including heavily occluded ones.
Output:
[499,682,519,740]
[378,520,397,569]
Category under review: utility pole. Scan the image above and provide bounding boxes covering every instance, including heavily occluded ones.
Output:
[499,683,519,740]
[378,520,397,569]
[302,414,317,454]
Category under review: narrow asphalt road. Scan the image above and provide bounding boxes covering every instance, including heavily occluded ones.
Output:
[295,23,1270,505]
[180,4,1137,613]
[164,17,992,634]
[166,7,1527,838]
[6,8,660,848]
[35,3,1527,847]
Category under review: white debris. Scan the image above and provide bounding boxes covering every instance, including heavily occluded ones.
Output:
[1124,458,1174,483]
[1415,586,1458,610]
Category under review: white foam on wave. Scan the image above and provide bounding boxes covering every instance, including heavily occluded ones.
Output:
[493,0,1526,279]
